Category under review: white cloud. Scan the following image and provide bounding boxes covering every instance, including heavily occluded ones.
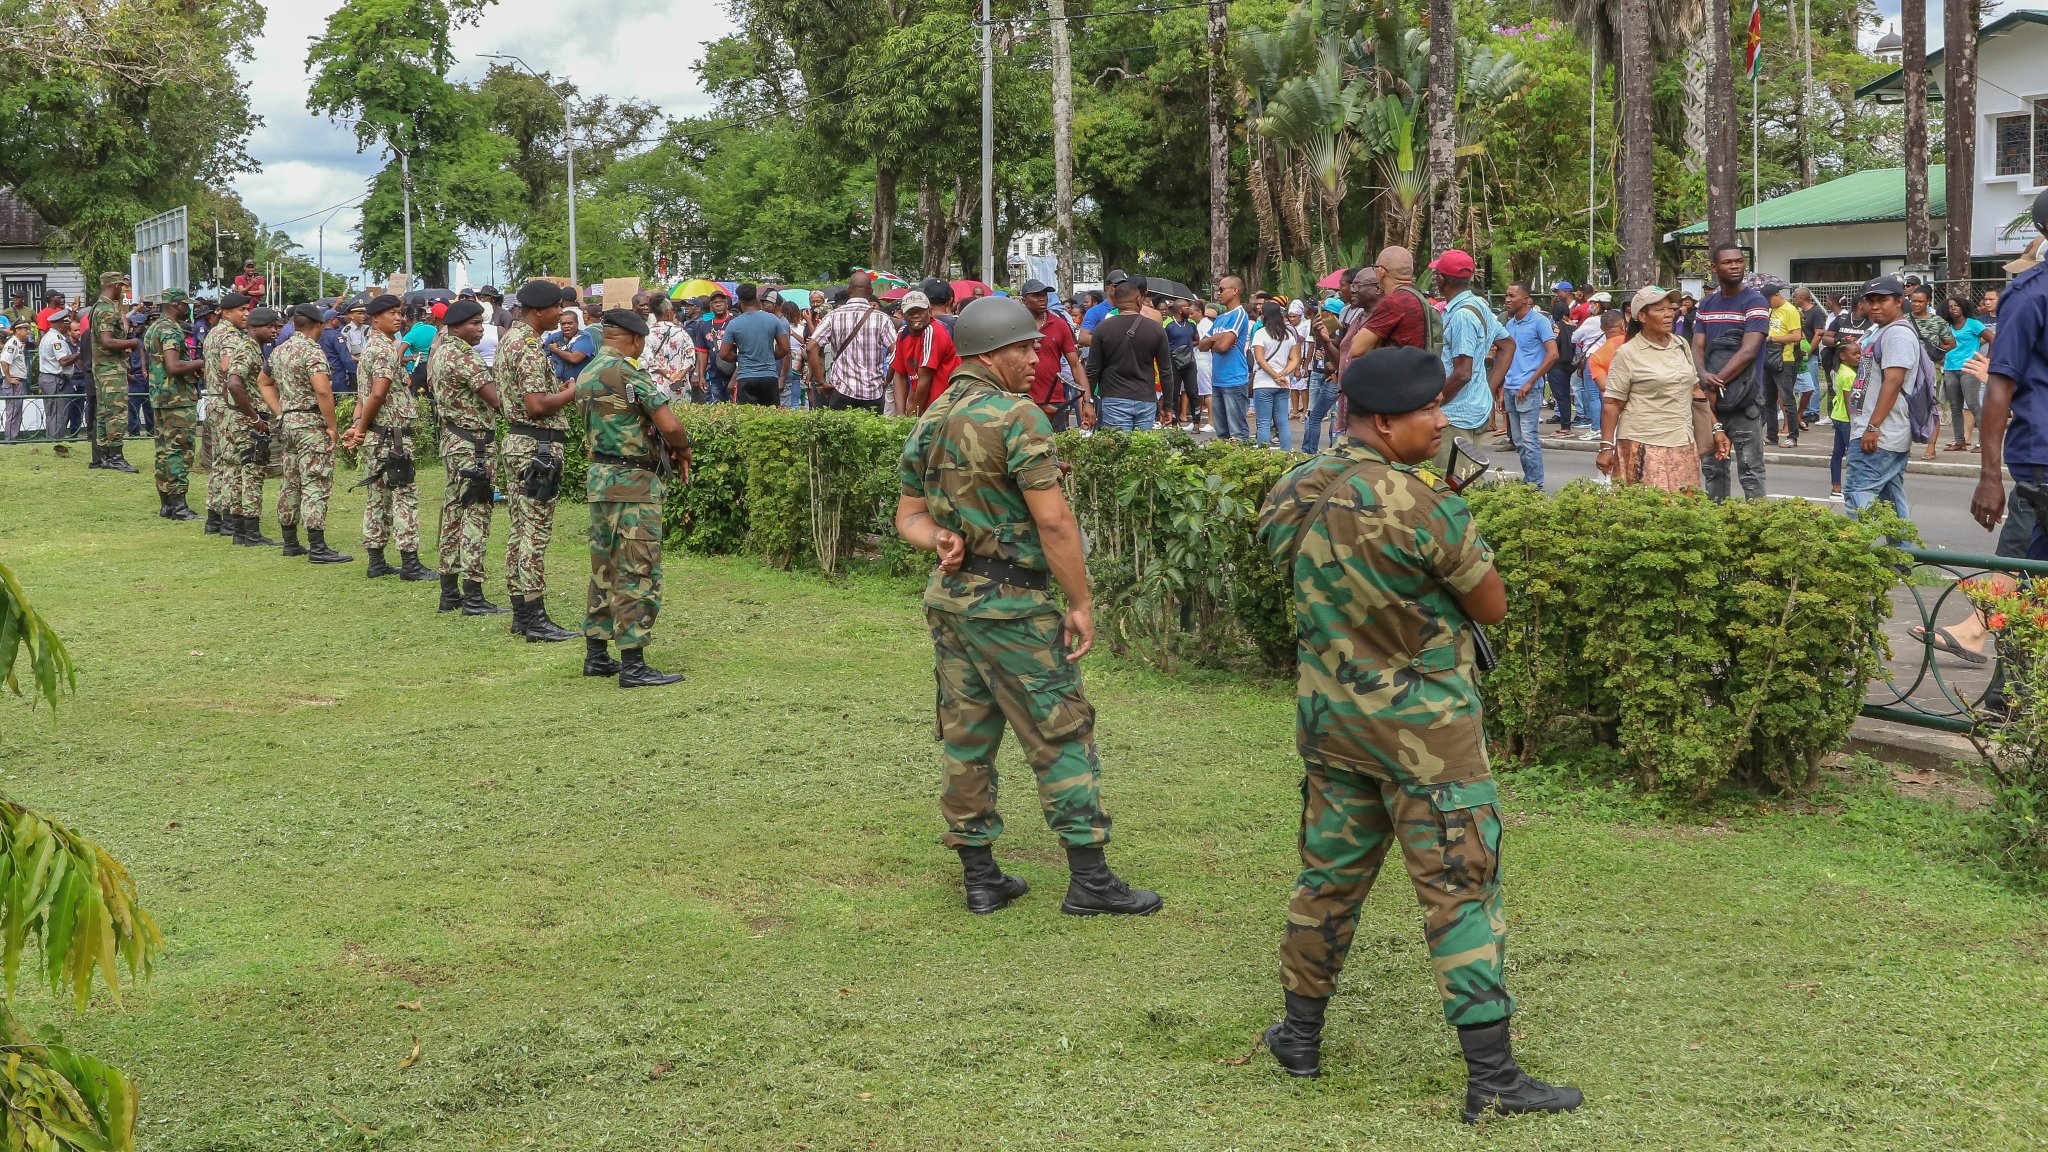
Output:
[231,0,736,291]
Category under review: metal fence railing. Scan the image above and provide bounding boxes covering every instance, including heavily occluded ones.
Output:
[1865,546,2048,735]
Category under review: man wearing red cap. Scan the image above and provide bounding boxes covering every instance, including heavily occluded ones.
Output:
[1431,250,1514,471]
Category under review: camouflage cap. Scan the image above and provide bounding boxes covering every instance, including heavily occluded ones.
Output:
[160,289,189,304]
[100,271,130,288]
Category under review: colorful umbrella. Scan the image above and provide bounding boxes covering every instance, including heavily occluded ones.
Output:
[857,267,908,291]
[881,286,911,301]
[670,278,721,301]
[951,279,992,302]
[1316,268,1348,290]
[779,288,812,307]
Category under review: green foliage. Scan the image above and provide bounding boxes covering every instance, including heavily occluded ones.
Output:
[0,561,74,710]
[1963,578,2048,889]
[1468,482,1906,798]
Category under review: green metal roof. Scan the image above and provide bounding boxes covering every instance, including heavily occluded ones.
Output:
[1672,166,1945,237]
[1857,11,2048,99]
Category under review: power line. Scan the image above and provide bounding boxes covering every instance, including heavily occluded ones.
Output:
[262,193,367,230]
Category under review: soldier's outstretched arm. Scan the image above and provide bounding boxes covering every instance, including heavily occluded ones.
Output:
[1022,486,1093,659]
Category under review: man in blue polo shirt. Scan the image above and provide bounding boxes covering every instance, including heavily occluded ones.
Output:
[1202,274,1254,440]
[1078,270,1123,349]
[1975,189,2048,561]
[1693,242,1771,500]
[1499,281,1557,487]
[1431,249,1514,471]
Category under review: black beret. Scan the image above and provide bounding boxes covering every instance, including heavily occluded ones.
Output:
[365,293,403,317]
[220,291,253,310]
[248,306,282,327]
[602,308,649,337]
[517,281,563,309]
[292,302,325,324]
[443,299,485,326]
[1340,346,1447,416]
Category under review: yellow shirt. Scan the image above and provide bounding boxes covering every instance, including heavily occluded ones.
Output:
[1769,302,1802,363]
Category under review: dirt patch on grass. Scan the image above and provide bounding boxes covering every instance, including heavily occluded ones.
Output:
[341,941,457,989]
[1886,766,1991,811]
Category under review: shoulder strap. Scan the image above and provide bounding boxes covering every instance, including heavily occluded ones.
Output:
[1286,457,1380,575]
[833,304,879,356]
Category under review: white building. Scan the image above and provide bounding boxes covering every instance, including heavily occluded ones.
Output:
[1666,11,2046,287]
[0,186,85,308]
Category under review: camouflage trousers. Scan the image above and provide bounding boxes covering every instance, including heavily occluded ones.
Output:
[205,411,265,517]
[153,403,196,497]
[93,370,125,448]
[928,608,1112,850]
[584,499,663,650]
[359,427,421,551]
[437,437,495,583]
[1279,762,1512,1027]
[502,433,559,597]
[276,423,335,529]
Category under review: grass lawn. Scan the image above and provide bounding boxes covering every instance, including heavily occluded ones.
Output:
[3,445,2046,1151]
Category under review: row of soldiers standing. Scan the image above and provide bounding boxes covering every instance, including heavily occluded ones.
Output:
[123,277,694,687]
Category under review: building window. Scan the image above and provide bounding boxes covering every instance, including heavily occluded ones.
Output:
[2036,100,2048,185]
[1789,257,1881,284]
[1995,113,2030,176]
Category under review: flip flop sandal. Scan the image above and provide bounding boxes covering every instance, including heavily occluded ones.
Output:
[1912,625,1988,665]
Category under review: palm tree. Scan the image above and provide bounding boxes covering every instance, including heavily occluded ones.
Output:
[1902,0,1931,267]
[1942,0,1978,279]
[1426,0,1459,258]
[1207,0,1230,287]
[1259,34,1371,268]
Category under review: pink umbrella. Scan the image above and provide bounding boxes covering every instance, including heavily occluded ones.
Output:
[881,286,911,301]
[951,279,992,301]
[1316,268,1348,290]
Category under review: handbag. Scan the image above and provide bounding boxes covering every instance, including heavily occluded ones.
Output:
[1705,332,1761,417]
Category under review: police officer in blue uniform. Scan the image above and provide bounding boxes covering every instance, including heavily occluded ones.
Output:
[1976,188,2048,562]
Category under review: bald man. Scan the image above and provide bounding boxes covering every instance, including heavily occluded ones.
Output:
[1354,246,1431,355]
[808,270,895,412]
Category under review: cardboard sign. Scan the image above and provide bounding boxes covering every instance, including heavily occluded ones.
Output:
[602,277,641,311]
[386,273,410,297]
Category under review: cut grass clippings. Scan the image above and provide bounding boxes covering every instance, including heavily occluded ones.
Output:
[1,446,2045,1150]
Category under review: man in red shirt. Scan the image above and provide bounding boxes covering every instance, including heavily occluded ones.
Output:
[232,260,266,300]
[1021,278,1091,430]
[1351,246,1427,354]
[886,291,960,414]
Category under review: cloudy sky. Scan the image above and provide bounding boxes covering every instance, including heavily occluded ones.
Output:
[235,0,736,291]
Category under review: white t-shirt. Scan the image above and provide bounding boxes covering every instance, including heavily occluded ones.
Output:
[1194,318,1215,395]
[1850,321,1922,453]
[1251,328,1293,389]
[475,323,500,367]
[37,330,71,379]
[1291,319,1313,388]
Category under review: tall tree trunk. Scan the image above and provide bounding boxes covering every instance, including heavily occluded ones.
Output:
[1049,0,1078,295]
[1942,0,1977,281]
[872,165,898,269]
[918,175,946,277]
[1705,0,1738,245]
[1207,0,1230,287]
[1281,151,1313,261]
[1902,0,1931,267]
[1247,137,1283,284]
[1683,24,1707,171]
[1617,0,1656,285]
[943,172,973,276]
[1425,0,1459,259]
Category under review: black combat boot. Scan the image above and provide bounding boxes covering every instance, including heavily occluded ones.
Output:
[163,494,199,521]
[958,845,1029,914]
[1060,845,1163,916]
[241,514,278,547]
[508,596,535,636]
[459,579,506,615]
[618,647,684,688]
[398,550,437,581]
[279,523,308,557]
[87,443,107,469]
[437,573,461,612]
[158,493,178,519]
[364,547,396,578]
[1263,992,1328,1078]
[522,598,577,643]
[583,636,620,678]
[1457,1019,1584,1124]
[203,508,225,535]
[106,444,139,473]
[306,529,353,564]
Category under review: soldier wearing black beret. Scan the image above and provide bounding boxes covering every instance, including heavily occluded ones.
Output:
[427,292,508,615]
[342,293,437,580]
[494,281,584,641]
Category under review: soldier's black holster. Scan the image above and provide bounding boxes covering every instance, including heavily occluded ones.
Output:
[519,447,563,502]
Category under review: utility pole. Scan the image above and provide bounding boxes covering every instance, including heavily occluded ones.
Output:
[979,0,994,283]
[317,226,325,299]
[213,216,224,288]
[1049,0,1076,297]
[566,98,578,288]
[399,148,415,283]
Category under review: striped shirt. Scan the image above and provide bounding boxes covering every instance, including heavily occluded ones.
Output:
[1695,288,1771,389]
[812,298,896,401]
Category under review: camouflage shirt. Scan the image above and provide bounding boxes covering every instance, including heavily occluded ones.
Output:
[142,318,195,408]
[270,332,330,430]
[1257,441,1498,785]
[577,347,670,503]
[897,360,1062,620]
[496,321,566,431]
[202,324,261,408]
[429,334,495,431]
[90,299,126,379]
[358,329,415,426]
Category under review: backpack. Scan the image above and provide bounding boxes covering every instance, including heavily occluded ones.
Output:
[1395,285,1445,355]
[1879,319,1940,445]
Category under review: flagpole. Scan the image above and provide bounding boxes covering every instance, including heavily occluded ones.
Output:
[1751,68,1760,265]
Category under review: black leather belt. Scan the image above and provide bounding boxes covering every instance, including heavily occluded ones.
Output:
[285,406,318,415]
[961,554,1049,591]
[441,421,495,445]
[506,423,567,444]
[591,450,658,471]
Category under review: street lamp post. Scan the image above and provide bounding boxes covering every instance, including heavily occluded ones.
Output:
[484,53,575,286]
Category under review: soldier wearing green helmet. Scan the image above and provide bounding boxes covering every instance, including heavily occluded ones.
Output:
[894,295,1161,918]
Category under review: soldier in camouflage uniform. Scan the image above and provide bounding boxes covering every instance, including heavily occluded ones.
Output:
[1255,346,1580,1124]
[341,294,434,581]
[200,292,277,547]
[267,304,352,564]
[578,308,693,688]
[144,290,204,520]
[895,296,1161,918]
[429,299,506,615]
[87,271,141,473]
[496,281,582,641]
